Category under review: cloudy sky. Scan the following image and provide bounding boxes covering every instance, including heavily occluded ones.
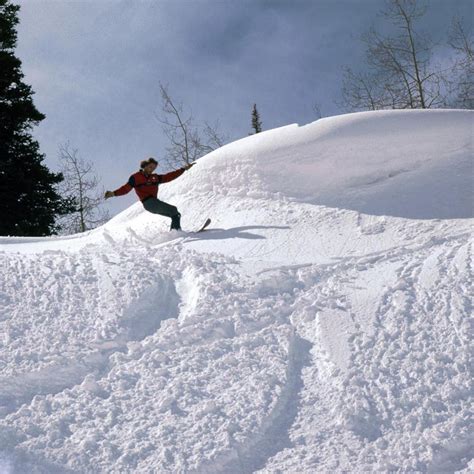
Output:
[15,0,472,216]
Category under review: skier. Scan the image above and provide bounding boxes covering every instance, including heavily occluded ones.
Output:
[104,158,194,231]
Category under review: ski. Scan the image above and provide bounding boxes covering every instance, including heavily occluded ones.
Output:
[195,218,211,233]
[125,218,210,245]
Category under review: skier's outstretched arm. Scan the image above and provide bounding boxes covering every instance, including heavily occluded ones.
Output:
[105,175,135,199]
[159,162,195,184]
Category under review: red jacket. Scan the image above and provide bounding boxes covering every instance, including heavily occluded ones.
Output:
[113,168,185,202]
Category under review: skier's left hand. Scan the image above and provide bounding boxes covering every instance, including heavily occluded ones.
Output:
[183,162,195,171]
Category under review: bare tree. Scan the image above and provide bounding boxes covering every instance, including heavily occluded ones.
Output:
[341,68,384,111]
[157,83,227,169]
[448,17,473,108]
[201,120,229,154]
[58,143,109,234]
[341,0,448,111]
[312,101,323,119]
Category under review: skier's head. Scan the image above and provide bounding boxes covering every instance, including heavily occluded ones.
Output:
[140,157,158,174]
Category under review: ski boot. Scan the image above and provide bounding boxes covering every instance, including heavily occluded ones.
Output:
[170,212,181,231]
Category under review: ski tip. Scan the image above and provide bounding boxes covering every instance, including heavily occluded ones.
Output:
[197,218,211,232]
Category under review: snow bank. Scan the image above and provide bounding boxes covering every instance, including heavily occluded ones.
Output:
[0,109,472,473]
[165,109,472,219]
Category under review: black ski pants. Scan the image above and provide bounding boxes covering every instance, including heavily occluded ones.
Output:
[142,197,181,229]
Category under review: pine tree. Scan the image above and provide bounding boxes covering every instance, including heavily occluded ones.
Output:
[0,0,73,236]
[251,104,262,134]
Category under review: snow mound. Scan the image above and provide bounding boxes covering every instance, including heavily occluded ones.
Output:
[167,109,472,219]
[0,109,472,473]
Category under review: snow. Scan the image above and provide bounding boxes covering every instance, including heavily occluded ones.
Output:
[0,109,472,473]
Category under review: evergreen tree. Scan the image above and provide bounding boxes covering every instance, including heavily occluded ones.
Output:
[0,0,72,236]
[251,104,262,134]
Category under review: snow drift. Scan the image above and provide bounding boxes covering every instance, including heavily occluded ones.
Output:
[168,108,472,219]
[0,109,472,473]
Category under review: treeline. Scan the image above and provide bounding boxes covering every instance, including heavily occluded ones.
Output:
[340,0,473,111]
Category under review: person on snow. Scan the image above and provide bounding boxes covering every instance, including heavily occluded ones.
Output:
[104,158,194,231]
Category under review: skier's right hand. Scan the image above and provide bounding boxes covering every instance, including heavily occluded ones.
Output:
[104,191,115,199]
[183,162,196,171]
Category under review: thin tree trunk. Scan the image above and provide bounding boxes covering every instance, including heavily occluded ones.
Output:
[399,5,426,108]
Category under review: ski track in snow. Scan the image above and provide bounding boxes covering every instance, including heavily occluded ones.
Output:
[0,263,180,416]
[197,334,313,474]
[0,217,472,473]
[258,234,473,472]
[0,237,308,472]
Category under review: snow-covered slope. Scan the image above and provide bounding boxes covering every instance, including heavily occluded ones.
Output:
[0,110,472,473]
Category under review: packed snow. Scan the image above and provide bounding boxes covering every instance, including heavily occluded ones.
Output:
[0,109,472,473]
